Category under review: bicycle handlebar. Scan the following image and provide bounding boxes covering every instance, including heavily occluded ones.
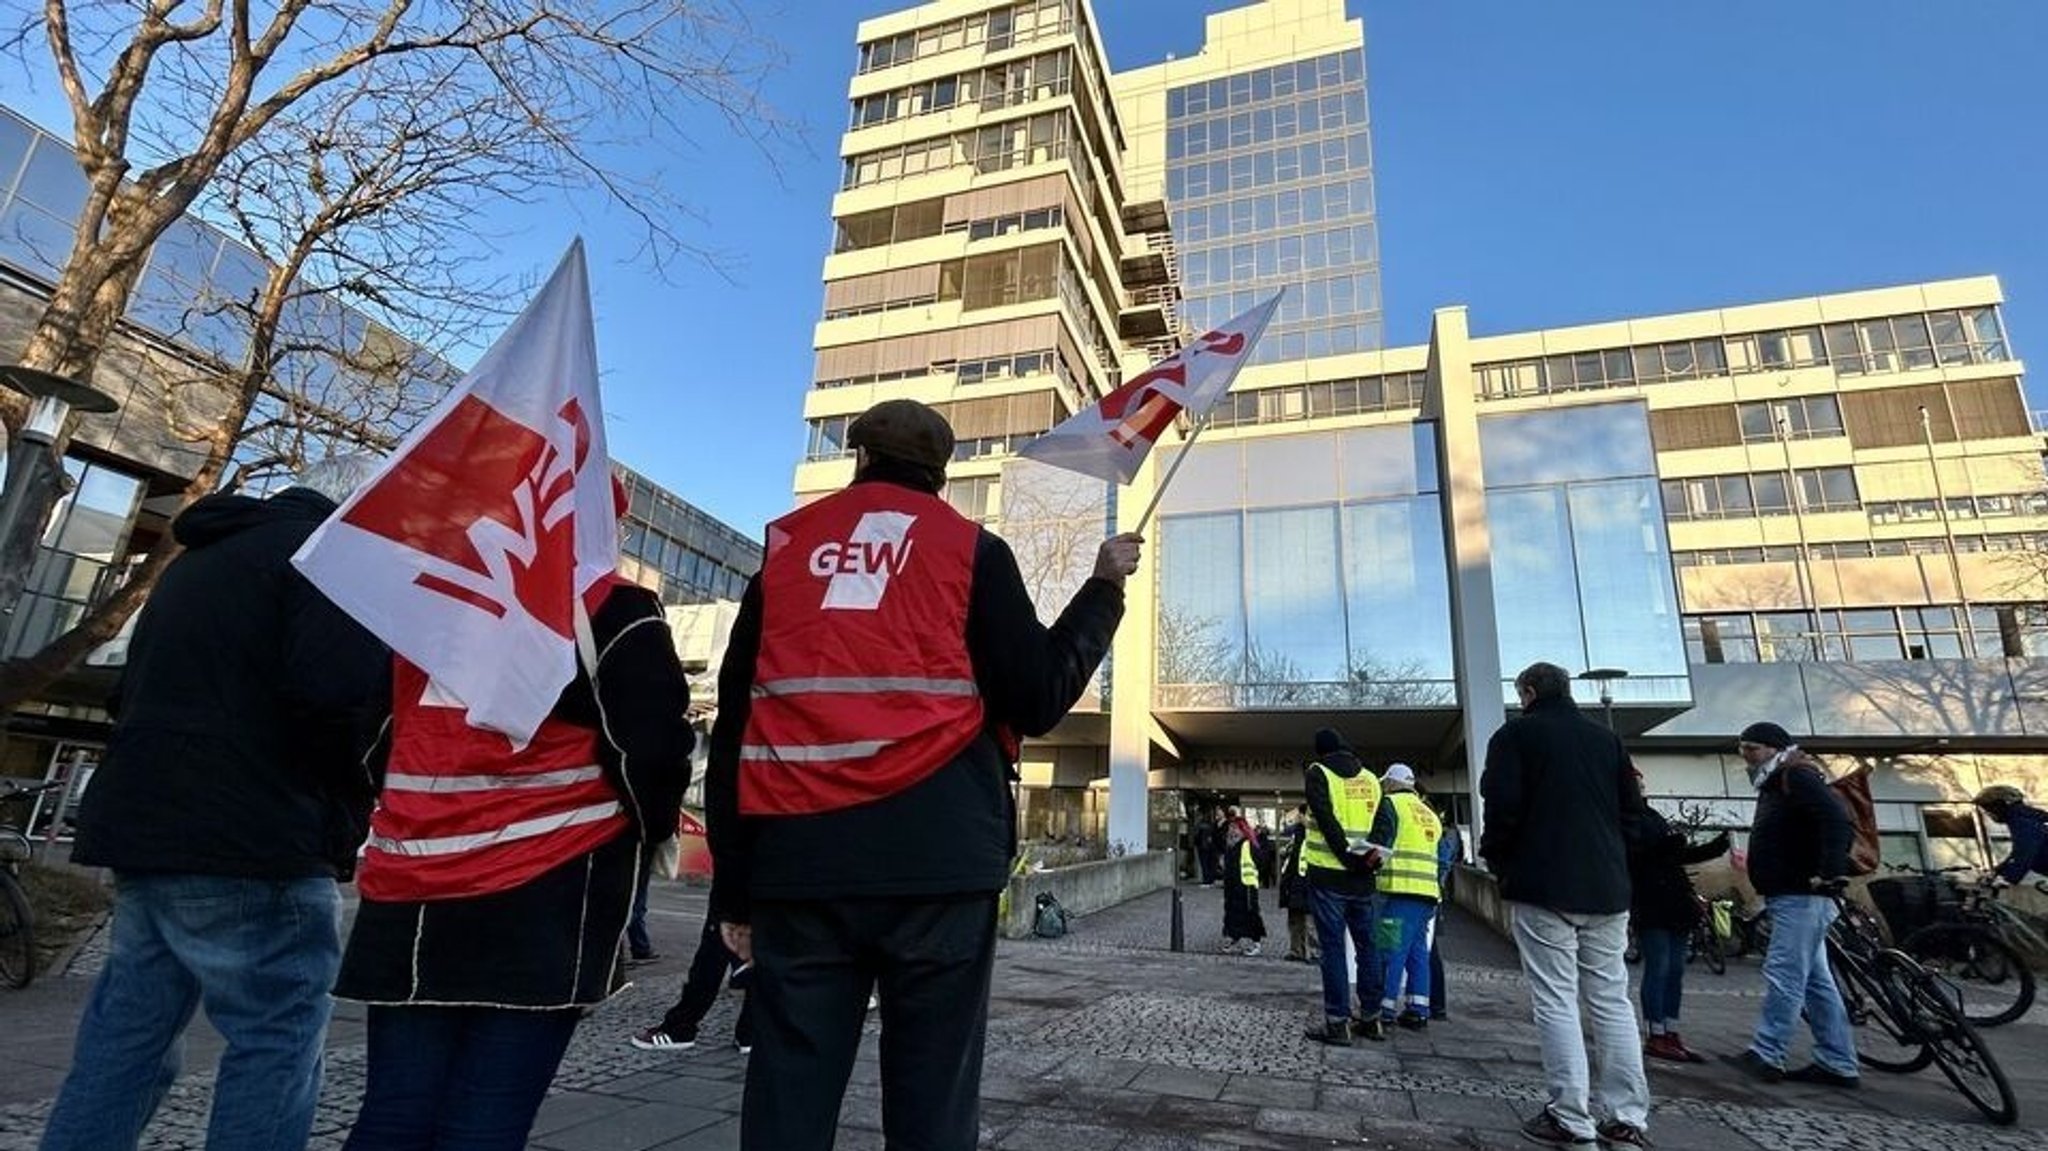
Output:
[0,779,65,801]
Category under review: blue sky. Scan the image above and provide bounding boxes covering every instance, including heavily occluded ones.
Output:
[10,1,2047,535]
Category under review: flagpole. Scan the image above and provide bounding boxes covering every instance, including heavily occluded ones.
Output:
[1132,409,1219,536]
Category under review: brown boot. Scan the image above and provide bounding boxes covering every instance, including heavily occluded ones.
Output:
[1644,1033,1688,1063]
[1666,1032,1708,1064]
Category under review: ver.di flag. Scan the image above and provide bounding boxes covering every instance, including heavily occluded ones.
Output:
[292,240,617,744]
[1017,292,1282,484]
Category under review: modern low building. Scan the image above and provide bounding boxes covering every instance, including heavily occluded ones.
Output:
[801,0,2048,872]
[616,464,761,607]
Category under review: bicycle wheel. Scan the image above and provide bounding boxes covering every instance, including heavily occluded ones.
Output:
[1901,924,2034,1028]
[0,870,33,989]
[1831,950,1931,1073]
[1895,962,2019,1125]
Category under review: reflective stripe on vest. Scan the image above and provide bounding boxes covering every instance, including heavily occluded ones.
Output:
[1300,763,1380,873]
[740,484,986,816]
[1239,839,1260,886]
[1377,791,1443,900]
[356,579,633,903]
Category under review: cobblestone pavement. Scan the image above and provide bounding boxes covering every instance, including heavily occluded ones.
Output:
[1,882,2041,1150]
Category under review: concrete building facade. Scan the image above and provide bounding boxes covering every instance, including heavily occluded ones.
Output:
[803,0,2048,873]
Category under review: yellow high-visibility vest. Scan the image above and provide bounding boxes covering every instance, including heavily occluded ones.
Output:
[1300,763,1379,874]
[1377,791,1443,900]
[1238,838,1259,886]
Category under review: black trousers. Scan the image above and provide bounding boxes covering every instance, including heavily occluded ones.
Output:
[659,920,752,1045]
[741,894,997,1151]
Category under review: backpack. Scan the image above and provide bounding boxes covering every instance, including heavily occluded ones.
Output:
[1828,760,1881,877]
[1782,757,1879,877]
[1032,892,1069,939]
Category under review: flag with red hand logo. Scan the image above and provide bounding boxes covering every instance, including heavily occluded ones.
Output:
[1017,292,1281,484]
[292,241,617,743]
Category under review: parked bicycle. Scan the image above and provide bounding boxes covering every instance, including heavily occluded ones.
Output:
[1,779,66,989]
[1825,889,2017,1125]
[1882,866,2043,1028]
[1688,892,1728,974]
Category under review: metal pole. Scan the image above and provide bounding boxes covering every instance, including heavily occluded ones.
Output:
[1920,405,1976,657]
[1132,410,1218,536]
[1169,886,1185,952]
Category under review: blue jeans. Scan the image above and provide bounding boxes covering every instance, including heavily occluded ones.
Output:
[1375,896,1435,1019]
[1751,895,1858,1077]
[1309,884,1379,1023]
[39,874,342,1151]
[1637,927,1686,1028]
[342,1005,580,1151]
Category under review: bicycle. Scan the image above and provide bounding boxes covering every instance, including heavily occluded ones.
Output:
[1889,868,2043,1028]
[1825,890,2017,1125]
[1,779,66,989]
[1687,892,1728,975]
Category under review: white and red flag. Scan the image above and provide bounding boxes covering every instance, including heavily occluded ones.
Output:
[1017,292,1282,484]
[293,241,617,744]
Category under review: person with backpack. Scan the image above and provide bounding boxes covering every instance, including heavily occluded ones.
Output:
[1726,722,1860,1090]
[1974,786,2048,883]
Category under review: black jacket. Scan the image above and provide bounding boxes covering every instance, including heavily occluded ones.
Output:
[1627,807,1729,931]
[706,479,1124,922]
[1745,751,1852,897]
[335,583,692,1007]
[72,488,389,879]
[1479,696,1645,915]
[1303,750,1378,896]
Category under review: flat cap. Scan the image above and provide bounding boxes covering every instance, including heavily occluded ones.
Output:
[848,399,955,471]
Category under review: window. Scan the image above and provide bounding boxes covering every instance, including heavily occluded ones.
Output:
[806,416,854,461]
[1737,395,1843,443]
[1687,614,1759,664]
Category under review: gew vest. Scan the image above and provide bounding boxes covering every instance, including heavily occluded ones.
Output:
[358,578,632,903]
[740,483,985,816]
[1378,791,1444,901]
[1301,762,1380,874]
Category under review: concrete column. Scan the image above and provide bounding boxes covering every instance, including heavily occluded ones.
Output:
[1419,307,1505,855]
[1107,453,1163,855]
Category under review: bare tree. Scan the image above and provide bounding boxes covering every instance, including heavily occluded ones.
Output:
[0,0,787,707]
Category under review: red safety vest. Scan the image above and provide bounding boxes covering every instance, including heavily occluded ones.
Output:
[740,484,985,816]
[357,578,631,902]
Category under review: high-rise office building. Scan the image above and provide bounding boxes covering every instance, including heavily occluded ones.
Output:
[800,0,2046,871]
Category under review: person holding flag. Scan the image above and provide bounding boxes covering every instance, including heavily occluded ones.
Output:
[293,244,695,1150]
[706,398,1139,1151]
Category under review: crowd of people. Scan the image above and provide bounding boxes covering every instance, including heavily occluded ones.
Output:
[27,393,2048,1151]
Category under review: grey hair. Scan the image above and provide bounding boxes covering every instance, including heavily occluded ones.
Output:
[293,454,386,503]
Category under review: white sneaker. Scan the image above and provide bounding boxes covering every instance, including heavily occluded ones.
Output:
[735,1043,753,1055]
[1246,942,1262,957]
[1218,939,1238,953]
[867,992,880,1011]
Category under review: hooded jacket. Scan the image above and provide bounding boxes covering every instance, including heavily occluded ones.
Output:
[72,488,390,879]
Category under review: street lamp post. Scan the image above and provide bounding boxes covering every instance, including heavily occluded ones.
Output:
[1580,666,1630,732]
[0,366,119,619]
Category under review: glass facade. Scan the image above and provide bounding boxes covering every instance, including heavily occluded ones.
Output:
[1481,403,1688,703]
[1155,424,1452,708]
[2,460,145,660]
[616,466,761,606]
[1165,50,1381,364]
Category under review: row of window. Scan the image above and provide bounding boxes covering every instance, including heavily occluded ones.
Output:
[1686,604,2048,664]
[849,50,1071,130]
[1167,131,1373,203]
[841,111,1070,190]
[805,417,1042,465]
[1166,90,1368,162]
[1204,373,1428,429]
[1867,492,2048,524]
[1180,227,1379,292]
[1475,307,2010,399]
[821,243,1071,321]
[1166,51,1364,119]
[1171,175,1374,247]
[620,524,750,605]
[1674,533,2048,568]
[957,348,1060,387]
[1661,467,1862,521]
[856,0,1071,74]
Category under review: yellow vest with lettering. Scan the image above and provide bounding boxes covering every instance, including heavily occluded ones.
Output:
[1378,791,1443,900]
[1300,763,1380,874]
